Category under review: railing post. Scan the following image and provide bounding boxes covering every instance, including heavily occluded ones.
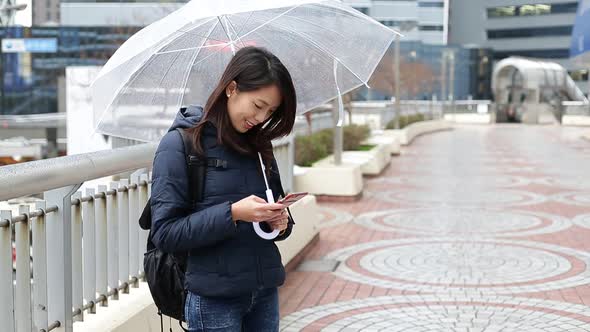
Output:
[45,184,81,332]
[71,192,83,322]
[96,185,108,307]
[83,188,96,314]
[15,205,32,332]
[107,182,119,300]
[33,201,49,331]
[0,210,15,332]
[138,174,149,279]
[117,179,129,293]
[129,174,140,287]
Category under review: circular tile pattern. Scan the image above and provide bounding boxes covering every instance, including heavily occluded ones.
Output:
[366,189,546,207]
[280,295,590,332]
[353,208,571,237]
[323,306,586,332]
[366,176,529,189]
[553,192,590,206]
[317,207,354,229]
[360,243,570,285]
[539,177,590,190]
[324,238,590,295]
[573,214,590,230]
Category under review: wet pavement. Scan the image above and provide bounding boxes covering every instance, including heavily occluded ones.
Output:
[279,124,590,331]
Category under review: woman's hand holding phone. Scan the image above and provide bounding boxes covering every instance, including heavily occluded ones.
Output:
[230,195,286,223]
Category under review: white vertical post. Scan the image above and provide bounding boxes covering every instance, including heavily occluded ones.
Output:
[45,184,80,332]
[71,192,83,322]
[128,175,139,287]
[96,185,108,306]
[449,50,455,113]
[0,210,15,332]
[15,205,32,332]
[107,182,119,300]
[441,50,447,115]
[33,201,48,331]
[83,188,96,313]
[332,99,343,165]
[394,33,401,129]
[138,174,149,278]
[118,179,129,293]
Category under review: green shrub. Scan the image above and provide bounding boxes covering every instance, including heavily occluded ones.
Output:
[385,113,426,129]
[343,124,371,151]
[295,134,329,167]
[294,124,372,166]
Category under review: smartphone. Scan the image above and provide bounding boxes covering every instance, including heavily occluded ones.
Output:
[277,192,308,207]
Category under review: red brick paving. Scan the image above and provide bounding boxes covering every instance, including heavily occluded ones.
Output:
[279,125,590,330]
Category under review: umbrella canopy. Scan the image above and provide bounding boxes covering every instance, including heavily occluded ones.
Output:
[92,0,399,142]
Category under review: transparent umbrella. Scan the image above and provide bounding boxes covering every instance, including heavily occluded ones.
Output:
[91,0,399,142]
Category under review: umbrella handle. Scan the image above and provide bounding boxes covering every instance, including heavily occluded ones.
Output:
[252,188,280,240]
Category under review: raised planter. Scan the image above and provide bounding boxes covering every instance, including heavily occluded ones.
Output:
[383,120,452,145]
[312,143,390,176]
[562,115,590,126]
[276,195,320,266]
[444,113,494,124]
[362,133,401,155]
[293,162,363,197]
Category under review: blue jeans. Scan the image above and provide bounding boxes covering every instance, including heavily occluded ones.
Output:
[184,287,279,332]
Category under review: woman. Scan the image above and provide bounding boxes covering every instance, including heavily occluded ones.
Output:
[150,46,297,331]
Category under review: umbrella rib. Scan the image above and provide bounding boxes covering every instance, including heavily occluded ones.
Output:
[231,11,254,39]
[94,17,218,129]
[217,15,237,54]
[237,5,302,41]
[280,14,347,39]
[177,20,221,106]
[225,16,246,48]
[248,15,367,87]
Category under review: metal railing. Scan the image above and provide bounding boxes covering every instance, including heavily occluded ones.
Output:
[0,136,294,332]
[291,100,493,134]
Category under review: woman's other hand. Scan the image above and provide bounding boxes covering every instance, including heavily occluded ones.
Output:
[266,209,289,231]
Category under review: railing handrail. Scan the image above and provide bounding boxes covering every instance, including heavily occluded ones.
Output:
[0,143,157,201]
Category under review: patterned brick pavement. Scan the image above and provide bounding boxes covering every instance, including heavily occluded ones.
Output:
[279,124,590,331]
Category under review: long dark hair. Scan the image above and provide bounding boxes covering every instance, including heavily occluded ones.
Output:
[187,46,297,173]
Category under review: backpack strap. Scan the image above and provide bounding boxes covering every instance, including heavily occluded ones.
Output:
[176,128,228,206]
[176,128,202,206]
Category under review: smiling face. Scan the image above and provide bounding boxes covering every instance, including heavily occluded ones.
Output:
[225,80,282,133]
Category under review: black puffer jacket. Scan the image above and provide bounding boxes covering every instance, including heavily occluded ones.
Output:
[150,105,294,298]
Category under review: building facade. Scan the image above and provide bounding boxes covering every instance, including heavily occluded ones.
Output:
[60,0,187,26]
[345,0,449,45]
[33,0,60,26]
[448,0,587,94]
[0,26,139,115]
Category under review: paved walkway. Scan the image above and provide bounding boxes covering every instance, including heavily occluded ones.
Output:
[279,124,590,331]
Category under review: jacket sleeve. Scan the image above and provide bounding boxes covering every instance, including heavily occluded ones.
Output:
[150,131,237,253]
[269,157,295,242]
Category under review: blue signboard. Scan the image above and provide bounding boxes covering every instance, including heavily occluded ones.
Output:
[570,0,590,63]
[1,38,58,53]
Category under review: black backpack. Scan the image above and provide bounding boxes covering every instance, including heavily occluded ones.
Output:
[140,128,224,329]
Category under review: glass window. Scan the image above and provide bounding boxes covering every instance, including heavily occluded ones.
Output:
[494,49,570,59]
[487,26,572,39]
[419,25,444,31]
[487,6,516,18]
[418,2,444,8]
[488,2,578,18]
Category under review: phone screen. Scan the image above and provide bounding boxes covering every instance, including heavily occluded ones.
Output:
[278,192,308,207]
